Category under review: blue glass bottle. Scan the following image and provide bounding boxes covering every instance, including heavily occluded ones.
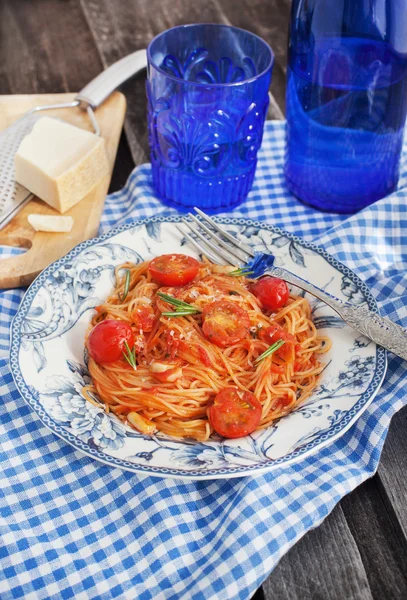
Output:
[285,0,407,213]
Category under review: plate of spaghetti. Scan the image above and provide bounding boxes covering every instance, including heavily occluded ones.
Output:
[10,216,387,479]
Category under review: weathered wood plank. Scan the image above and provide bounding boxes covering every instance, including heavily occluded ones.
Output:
[0,0,134,193]
[0,0,102,94]
[263,504,373,600]
[80,0,288,165]
[377,405,407,542]
[340,476,407,599]
[263,440,407,600]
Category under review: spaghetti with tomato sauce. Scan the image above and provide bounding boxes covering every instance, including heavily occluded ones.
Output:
[85,254,331,441]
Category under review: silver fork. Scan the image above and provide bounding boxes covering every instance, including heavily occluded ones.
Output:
[176,207,407,362]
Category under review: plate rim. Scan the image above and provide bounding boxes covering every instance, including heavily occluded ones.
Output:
[10,215,387,480]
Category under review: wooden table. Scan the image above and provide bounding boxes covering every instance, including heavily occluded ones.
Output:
[1,1,406,598]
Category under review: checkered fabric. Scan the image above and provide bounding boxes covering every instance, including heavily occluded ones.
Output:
[1,121,407,600]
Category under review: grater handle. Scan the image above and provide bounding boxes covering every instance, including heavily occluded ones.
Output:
[75,49,147,109]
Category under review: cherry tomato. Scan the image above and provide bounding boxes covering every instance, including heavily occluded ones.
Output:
[88,320,134,364]
[202,300,250,348]
[259,323,297,361]
[149,254,200,286]
[132,305,156,332]
[251,276,289,311]
[208,387,262,438]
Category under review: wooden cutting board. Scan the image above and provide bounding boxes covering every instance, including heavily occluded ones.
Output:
[0,91,126,289]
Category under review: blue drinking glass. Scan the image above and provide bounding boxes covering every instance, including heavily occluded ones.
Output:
[285,0,407,213]
[146,24,274,211]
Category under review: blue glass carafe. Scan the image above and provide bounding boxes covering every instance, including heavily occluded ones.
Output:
[285,0,407,213]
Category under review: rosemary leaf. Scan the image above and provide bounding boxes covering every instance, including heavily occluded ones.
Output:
[255,339,286,363]
[162,310,199,317]
[118,268,131,302]
[123,340,137,370]
[156,292,184,306]
[228,267,255,277]
[156,292,201,312]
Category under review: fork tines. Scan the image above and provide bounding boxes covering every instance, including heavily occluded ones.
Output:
[176,207,255,267]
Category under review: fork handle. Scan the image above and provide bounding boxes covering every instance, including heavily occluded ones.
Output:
[268,266,407,361]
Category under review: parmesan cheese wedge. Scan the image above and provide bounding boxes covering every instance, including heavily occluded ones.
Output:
[28,214,74,233]
[15,117,109,213]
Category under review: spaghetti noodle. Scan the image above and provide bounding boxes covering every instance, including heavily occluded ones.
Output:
[85,257,330,441]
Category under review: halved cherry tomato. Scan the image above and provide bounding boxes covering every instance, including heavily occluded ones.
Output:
[259,323,297,361]
[251,276,289,311]
[132,305,156,332]
[202,300,250,348]
[88,320,134,364]
[208,387,262,438]
[149,254,200,286]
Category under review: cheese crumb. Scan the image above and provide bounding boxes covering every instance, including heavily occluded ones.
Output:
[27,214,74,232]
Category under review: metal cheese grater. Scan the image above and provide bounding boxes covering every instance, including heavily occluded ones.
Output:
[0,49,147,230]
[0,114,39,229]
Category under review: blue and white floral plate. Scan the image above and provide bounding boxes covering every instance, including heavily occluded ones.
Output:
[10,217,387,480]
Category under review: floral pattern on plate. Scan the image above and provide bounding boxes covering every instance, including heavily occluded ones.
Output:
[10,216,387,480]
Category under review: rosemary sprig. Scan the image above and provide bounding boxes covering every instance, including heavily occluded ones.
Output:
[117,268,131,302]
[123,341,137,370]
[228,266,255,277]
[255,339,285,363]
[161,310,199,317]
[157,292,201,311]
[157,292,201,317]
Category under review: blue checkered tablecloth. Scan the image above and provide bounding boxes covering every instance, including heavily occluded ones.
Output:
[1,121,407,599]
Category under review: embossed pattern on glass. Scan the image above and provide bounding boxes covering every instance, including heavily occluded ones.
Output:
[147,24,274,211]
